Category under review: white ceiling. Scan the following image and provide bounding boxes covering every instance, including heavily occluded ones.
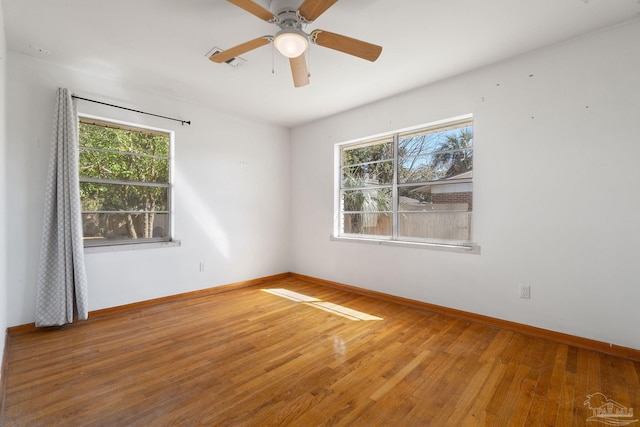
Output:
[4,0,640,127]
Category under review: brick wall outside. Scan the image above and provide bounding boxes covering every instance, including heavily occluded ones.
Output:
[432,192,472,212]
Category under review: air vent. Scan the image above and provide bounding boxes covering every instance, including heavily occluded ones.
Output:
[206,47,247,68]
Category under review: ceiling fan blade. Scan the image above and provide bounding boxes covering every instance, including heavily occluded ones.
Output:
[311,30,382,62]
[227,0,275,22]
[290,54,310,87]
[298,0,338,22]
[209,37,271,63]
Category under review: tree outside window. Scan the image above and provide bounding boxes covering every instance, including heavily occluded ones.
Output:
[338,118,473,245]
[78,118,172,246]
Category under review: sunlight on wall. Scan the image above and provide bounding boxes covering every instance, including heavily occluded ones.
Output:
[262,288,383,321]
[175,170,230,258]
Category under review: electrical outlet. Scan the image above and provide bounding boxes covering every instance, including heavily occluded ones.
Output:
[519,284,530,299]
[199,262,206,272]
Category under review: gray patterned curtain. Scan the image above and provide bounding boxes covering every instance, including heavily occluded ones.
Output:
[35,88,88,326]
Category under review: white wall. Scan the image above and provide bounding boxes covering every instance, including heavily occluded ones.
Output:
[0,0,8,368]
[290,19,640,350]
[4,15,638,353]
[5,52,291,326]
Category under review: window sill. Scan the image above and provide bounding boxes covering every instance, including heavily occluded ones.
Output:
[84,240,181,254]
[330,235,480,255]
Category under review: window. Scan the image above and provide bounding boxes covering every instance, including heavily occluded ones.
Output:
[337,116,474,248]
[78,117,173,246]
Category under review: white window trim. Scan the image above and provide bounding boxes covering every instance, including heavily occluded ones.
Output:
[84,240,181,254]
[330,235,480,254]
[333,114,480,254]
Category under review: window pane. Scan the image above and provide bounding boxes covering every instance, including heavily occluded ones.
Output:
[398,212,472,241]
[399,125,473,184]
[399,132,441,156]
[399,149,473,184]
[342,213,392,237]
[341,160,394,188]
[399,184,472,212]
[79,122,170,156]
[398,183,472,241]
[80,182,168,212]
[83,213,169,241]
[399,125,473,156]
[341,188,392,213]
[79,150,169,183]
[342,140,393,166]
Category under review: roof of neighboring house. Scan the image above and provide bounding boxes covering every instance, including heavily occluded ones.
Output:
[411,170,473,193]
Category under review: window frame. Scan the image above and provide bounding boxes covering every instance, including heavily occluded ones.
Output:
[333,114,479,254]
[78,114,175,249]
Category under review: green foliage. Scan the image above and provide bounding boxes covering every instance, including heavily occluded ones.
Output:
[79,121,170,240]
[340,125,473,234]
[341,140,394,213]
[430,127,473,178]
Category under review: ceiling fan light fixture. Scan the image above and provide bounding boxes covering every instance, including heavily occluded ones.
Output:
[274,29,308,58]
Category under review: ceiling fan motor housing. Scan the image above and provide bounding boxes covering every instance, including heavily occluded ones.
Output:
[276,9,304,30]
[269,0,305,17]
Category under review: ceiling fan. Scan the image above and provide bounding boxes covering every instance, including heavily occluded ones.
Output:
[209,0,383,87]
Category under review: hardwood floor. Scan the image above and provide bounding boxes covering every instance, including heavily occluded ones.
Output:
[1,276,639,426]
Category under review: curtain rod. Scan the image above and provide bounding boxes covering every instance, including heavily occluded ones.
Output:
[71,95,191,126]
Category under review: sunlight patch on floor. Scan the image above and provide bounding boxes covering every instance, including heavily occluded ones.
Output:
[262,288,383,321]
[262,288,321,303]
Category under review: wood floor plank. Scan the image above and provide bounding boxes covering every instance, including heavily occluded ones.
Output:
[459,359,508,425]
[1,277,639,426]
[523,343,559,427]
[429,357,492,425]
